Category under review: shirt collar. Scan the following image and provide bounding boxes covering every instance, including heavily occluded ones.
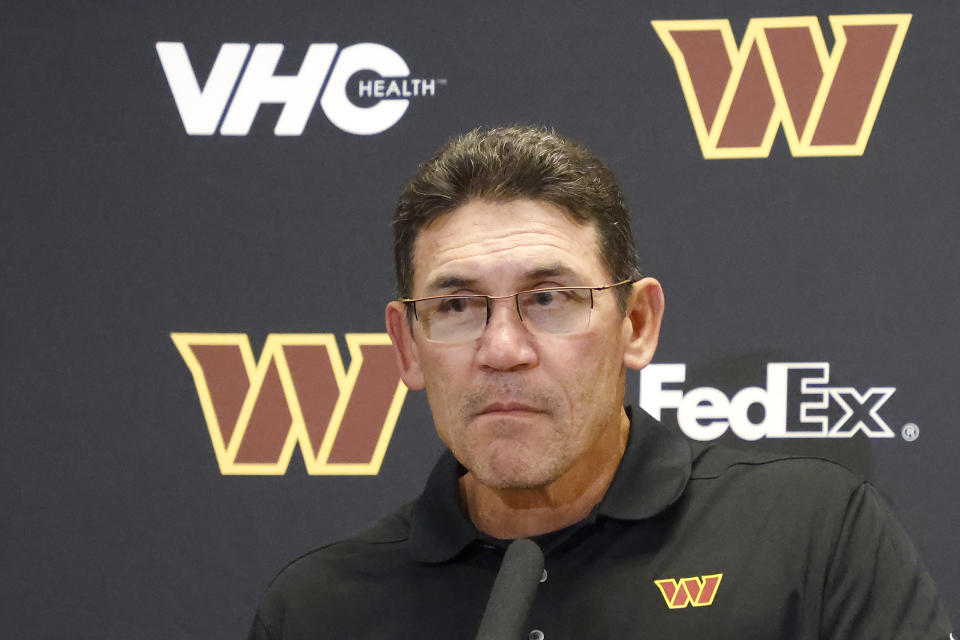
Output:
[596,406,692,520]
[409,447,477,563]
[409,406,692,563]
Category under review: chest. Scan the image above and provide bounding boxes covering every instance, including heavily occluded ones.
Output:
[316,521,829,640]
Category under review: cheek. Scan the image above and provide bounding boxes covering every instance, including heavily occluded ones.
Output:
[420,353,469,438]
[555,331,626,413]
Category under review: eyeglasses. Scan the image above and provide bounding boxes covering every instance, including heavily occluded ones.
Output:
[402,279,635,343]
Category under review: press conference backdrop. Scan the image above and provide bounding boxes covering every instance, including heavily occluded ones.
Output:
[4,1,957,637]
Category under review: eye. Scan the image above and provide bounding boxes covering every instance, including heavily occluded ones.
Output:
[532,290,559,306]
[524,288,589,309]
[436,297,471,313]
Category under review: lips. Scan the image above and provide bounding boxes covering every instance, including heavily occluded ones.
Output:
[478,402,543,415]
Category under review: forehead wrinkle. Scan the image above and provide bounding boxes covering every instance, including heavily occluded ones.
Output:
[410,199,606,294]
[427,263,578,294]
[431,230,582,266]
[423,236,594,293]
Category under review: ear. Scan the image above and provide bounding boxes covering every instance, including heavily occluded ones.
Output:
[621,277,665,371]
[385,301,425,390]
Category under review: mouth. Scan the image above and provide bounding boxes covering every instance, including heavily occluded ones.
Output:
[477,402,544,416]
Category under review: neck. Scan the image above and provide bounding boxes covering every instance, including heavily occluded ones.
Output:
[459,410,630,539]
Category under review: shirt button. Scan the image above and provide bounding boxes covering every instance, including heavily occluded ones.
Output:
[529,630,544,640]
[540,569,548,583]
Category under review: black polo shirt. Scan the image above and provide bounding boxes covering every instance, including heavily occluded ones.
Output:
[249,408,952,639]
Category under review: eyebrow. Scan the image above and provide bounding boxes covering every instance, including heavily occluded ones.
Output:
[525,264,578,282]
[425,264,581,294]
[427,275,479,292]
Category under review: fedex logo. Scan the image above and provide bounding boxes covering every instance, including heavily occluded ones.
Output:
[640,363,896,441]
[156,42,441,136]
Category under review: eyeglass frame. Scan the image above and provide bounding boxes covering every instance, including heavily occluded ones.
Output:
[400,278,637,342]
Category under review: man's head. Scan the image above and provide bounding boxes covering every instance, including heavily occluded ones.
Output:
[385,126,664,491]
[393,125,642,306]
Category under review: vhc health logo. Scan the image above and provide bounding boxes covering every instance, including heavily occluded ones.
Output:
[652,15,910,158]
[640,362,901,441]
[156,42,444,136]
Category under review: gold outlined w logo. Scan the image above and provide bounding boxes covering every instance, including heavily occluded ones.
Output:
[172,333,407,475]
[655,574,723,608]
[652,15,910,158]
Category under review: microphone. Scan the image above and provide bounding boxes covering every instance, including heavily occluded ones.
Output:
[475,538,545,640]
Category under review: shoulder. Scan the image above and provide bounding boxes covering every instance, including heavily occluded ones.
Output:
[685,442,867,512]
[251,502,421,638]
[691,441,862,482]
[261,502,414,601]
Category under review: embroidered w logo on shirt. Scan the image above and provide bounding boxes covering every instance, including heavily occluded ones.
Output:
[655,574,723,608]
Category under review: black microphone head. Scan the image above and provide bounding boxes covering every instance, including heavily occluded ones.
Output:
[475,538,545,640]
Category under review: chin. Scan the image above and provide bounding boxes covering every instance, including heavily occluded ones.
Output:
[472,455,563,490]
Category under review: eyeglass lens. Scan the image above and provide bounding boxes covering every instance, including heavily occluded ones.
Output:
[416,288,594,343]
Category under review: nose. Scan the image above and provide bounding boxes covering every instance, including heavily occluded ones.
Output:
[475,298,539,371]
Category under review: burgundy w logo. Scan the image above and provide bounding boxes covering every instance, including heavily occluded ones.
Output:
[652,15,910,158]
[655,574,723,608]
[172,333,407,475]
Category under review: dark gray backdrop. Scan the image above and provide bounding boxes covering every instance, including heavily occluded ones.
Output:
[3,1,957,637]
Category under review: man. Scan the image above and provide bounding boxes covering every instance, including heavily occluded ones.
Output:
[249,126,952,639]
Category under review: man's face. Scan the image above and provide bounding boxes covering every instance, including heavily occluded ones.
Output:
[390,199,638,489]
